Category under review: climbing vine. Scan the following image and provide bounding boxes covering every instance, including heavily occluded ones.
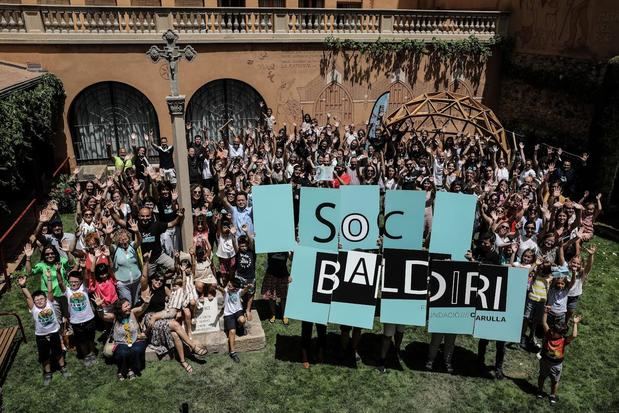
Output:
[0,74,65,213]
[324,35,501,60]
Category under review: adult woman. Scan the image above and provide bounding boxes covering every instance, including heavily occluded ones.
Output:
[106,219,142,305]
[25,242,74,323]
[97,294,150,380]
[140,253,208,373]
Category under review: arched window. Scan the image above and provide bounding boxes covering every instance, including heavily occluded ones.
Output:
[69,81,159,163]
[313,82,352,126]
[186,79,266,141]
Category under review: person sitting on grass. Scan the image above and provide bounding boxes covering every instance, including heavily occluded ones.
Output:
[17,273,70,386]
[95,292,150,380]
[218,278,253,363]
[57,269,97,367]
[537,307,582,406]
[234,228,256,321]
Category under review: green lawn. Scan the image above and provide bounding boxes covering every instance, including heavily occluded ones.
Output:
[2,234,618,413]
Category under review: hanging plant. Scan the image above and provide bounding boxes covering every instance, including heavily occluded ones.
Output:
[324,35,499,61]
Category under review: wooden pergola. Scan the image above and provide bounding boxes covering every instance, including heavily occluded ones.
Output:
[385,91,511,155]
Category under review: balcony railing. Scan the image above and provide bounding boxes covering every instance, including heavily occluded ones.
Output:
[0,5,508,43]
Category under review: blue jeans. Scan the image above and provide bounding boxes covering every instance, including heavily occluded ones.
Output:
[113,341,146,377]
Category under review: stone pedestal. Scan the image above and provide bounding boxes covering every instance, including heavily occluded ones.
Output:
[145,309,266,361]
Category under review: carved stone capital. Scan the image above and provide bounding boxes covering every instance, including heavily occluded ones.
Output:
[166,95,186,115]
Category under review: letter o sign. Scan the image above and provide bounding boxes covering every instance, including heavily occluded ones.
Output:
[341,213,369,242]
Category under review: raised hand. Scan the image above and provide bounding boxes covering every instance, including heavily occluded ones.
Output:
[141,289,152,304]
[241,224,248,233]
[104,221,114,235]
[143,251,151,262]
[60,239,71,253]
[511,243,519,254]
[230,226,237,235]
[17,275,27,288]
[93,292,104,307]
[585,245,597,255]
[48,200,59,212]
[101,246,110,257]
[130,132,138,142]
[582,153,589,161]
[573,315,583,324]
[128,218,139,233]
[596,193,602,200]
[39,209,52,223]
[143,133,149,142]
[23,243,34,258]
[171,189,179,202]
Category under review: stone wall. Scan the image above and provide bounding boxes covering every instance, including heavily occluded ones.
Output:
[496,52,606,152]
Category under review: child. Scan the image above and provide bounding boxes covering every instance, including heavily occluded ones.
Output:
[191,245,217,299]
[17,272,70,385]
[546,242,577,327]
[57,269,97,366]
[537,308,582,405]
[215,219,237,285]
[566,245,596,321]
[219,279,253,363]
[234,228,256,321]
[168,256,199,339]
[520,259,552,349]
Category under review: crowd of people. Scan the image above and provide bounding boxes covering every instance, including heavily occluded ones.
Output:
[16,102,603,406]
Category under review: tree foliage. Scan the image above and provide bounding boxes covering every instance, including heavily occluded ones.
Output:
[0,74,65,212]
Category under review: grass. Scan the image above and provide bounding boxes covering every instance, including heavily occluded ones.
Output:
[1,218,618,412]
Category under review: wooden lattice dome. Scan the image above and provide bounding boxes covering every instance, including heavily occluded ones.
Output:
[385,91,510,155]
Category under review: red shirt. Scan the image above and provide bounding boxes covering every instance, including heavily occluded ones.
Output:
[542,331,567,362]
[332,173,351,188]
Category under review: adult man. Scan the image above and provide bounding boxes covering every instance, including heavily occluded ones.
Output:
[467,232,506,380]
[187,146,203,185]
[34,206,76,260]
[110,206,182,277]
[148,135,176,185]
[221,189,254,238]
[106,137,133,173]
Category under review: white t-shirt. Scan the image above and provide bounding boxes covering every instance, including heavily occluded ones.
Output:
[568,275,583,297]
[216,233,236,259]
[65,283,95,324]
[228,144,244,159]
[223,288,243,316]
[32,301,60,336]
[495,167,509,182]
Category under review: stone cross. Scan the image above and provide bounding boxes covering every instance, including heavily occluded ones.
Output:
[146,30,197,250]
[146,29,197,97]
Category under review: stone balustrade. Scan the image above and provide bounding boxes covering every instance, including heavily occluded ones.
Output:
[0,5,508,43]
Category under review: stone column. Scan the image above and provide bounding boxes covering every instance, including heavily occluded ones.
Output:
[166,95,194,251]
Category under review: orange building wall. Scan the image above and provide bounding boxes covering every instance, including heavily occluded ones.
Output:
[0,43,492,164]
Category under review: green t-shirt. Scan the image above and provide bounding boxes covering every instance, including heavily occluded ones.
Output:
[32,257,72,297]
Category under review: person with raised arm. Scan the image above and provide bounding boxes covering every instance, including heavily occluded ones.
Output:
[17,273,70,385]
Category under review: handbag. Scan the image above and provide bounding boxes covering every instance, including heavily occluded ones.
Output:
[102,334,116,358]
